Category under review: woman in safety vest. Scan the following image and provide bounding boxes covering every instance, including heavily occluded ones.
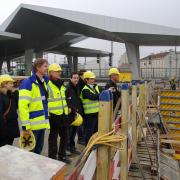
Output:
[47,63,75,164]
[19,58,50,154]
[0,75,20,146]
[80,71,100,145]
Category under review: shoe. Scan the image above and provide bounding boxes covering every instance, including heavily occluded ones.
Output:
[70,148,81,155]
[58,157,72,164]
[77,140,86,146]
[66,150,72,156]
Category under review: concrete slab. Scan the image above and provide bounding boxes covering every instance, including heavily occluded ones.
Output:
[0,145,65,180]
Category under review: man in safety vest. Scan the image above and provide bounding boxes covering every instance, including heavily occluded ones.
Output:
[19,58,50,154]
[170,76,177,90]
[47,63,75,163]
[105,68,121,110]
[80,71,100,145]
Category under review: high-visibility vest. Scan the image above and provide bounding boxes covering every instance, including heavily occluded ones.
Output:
[80,85,100,114]
[47,80,68,115]
[18,74,50,131]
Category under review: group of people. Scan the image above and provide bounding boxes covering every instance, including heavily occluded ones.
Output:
[0,58,121,164]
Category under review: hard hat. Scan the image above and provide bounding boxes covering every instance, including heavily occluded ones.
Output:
[48,63,62,73]
[108,68,120,76]
[0,74,14,87]
[71,113,83,126]
[83,71,96,79]
[19,131,36,151]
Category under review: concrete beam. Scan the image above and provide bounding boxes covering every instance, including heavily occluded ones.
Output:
[125,42,140,80]
[25,49,34,76]
[35,51,43,58]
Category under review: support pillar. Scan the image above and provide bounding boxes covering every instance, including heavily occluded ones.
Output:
[67,55,73,73]
[132,80,137,162]
[120,84,129,180]
[125,42,140,80]
[25,49,34,76]
[0,60,3,74]
[7,60,11,72]
[73,55,78,72]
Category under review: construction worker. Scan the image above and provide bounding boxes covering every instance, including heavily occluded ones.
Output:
[170,76,176,90]
[66,72,82,154]
[105,68,121,109]
[47,63,75,163]
[80,71,100,145]
[0,75,20,146]
[18,58,50,154]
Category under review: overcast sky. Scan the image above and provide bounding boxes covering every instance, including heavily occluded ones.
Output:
[0,0,180,65]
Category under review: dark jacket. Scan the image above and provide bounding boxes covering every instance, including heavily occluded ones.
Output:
[49,79,75,128]
[78,77,86,92]
[0,90,20,140]
[65,80,83,115]
[105,79,121,109]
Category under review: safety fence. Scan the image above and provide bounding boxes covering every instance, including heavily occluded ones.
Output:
[66,80,151,180]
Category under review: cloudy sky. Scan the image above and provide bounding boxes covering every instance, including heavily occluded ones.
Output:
[0,0,180,65]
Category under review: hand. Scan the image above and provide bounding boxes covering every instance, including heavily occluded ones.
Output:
[23,130,32,136]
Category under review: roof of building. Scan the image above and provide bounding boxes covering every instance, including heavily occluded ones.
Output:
[141,52,170,60]
[0,31,21,40]
[119,63,132,72]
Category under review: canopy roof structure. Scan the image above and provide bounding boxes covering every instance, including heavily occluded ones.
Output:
[1,3,180,78]
[0,31,20,41]
[0,3,180,59]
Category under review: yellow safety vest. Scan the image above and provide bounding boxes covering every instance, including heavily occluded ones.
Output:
[18,75,50,131]
[47,80,68,115]
[80,85,100,114]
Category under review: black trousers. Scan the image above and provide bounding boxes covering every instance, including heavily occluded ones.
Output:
[68,126,78,150]
[84,114,98,145]
[48,126,68,159]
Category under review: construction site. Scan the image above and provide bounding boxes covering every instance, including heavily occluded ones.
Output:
[0,3,180,180]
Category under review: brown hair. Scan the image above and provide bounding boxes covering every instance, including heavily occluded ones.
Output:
[33,58,48,72]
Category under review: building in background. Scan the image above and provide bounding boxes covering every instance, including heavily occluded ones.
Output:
[140,50,180,80]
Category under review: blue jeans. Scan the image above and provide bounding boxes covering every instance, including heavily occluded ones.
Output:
[33,129,45,154]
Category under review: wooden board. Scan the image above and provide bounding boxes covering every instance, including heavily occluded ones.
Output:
[0,145,66,180]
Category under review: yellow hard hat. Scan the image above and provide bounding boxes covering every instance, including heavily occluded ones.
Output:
[83,71,96,79]
[48,63,62,73]
[0,74,14,87]
[71,113,83,126]
[19,131,36,151]
[108,68,120,76]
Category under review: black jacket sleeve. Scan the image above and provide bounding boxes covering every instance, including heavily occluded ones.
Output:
[82,89,99,100]
[65,86,71,108]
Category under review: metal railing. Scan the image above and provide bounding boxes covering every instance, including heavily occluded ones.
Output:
[140,68,180,80]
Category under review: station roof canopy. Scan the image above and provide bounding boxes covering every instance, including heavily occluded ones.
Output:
[0,31,20,41]
[47,47,110,57]
[1,3,180,58]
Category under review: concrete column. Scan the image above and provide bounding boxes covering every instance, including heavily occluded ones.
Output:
[35,51,43,59]
[73,55,78,72]
[67,55,73,73]
[125,42,140,80]
[7,60,11,72]
[25,49,34,76]
[0,60,3,74]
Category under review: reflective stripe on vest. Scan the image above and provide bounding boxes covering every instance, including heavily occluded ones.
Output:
[47,81,68,115]
[80,85,100,114]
